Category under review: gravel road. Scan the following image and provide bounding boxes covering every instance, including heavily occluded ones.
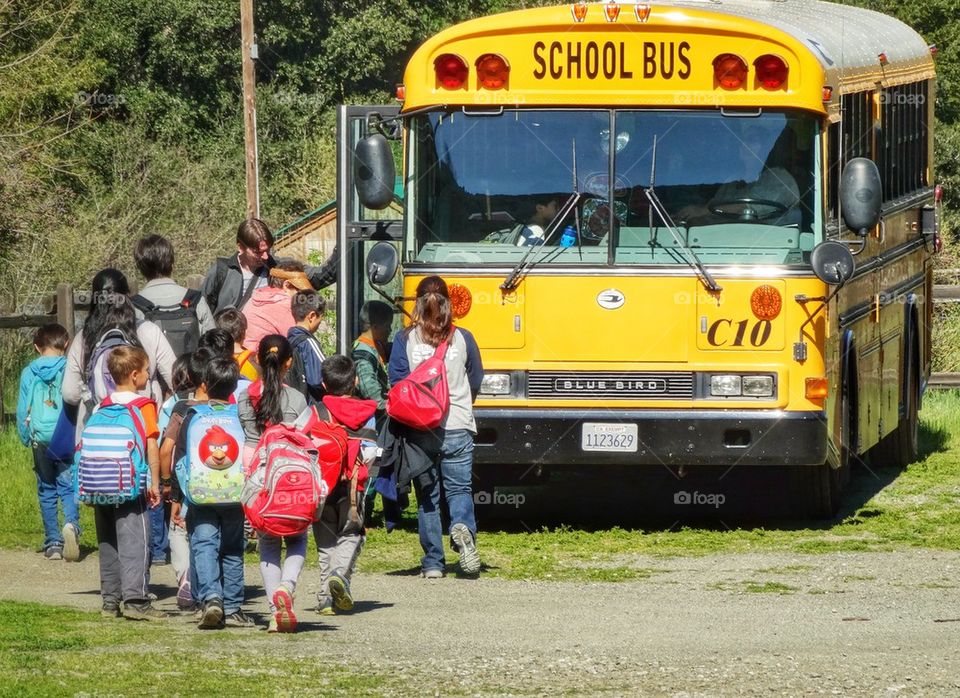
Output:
[2,547,959,696]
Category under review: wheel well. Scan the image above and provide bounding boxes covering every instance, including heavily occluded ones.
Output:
[841,329,859,453]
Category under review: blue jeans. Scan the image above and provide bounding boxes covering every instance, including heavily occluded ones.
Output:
[412,429,477,572]
[33,447,80,550]
[186,504,245,614]
[148,501,169,562]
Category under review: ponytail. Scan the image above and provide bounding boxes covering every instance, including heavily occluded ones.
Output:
[254,334,292,432]
[412,275,452,347]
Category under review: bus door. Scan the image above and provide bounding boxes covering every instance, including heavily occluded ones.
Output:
[336,105,403,354]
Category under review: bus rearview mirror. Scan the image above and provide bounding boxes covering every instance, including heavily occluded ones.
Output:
[354,133,396,210]
[810,240,855,286]
[367,241,399,286]
[839,157,882,236]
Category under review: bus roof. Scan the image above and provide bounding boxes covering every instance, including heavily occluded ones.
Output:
[401,1,934,114]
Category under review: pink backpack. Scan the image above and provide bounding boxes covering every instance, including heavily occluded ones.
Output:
[387,332,451,430]
[241,422,325,537]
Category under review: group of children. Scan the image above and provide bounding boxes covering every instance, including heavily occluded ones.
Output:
[17,283,393,633]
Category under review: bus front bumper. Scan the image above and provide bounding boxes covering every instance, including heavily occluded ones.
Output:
[472,408,828,466]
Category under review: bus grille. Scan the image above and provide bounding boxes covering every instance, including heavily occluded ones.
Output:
[527,372,695,400]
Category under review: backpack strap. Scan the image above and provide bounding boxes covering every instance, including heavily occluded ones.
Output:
[131,294,158,314]
[207,257,231,312]
[182,288,202,308]
[433,327,455,361]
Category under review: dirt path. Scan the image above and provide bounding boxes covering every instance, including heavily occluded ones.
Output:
[3,547,960,695]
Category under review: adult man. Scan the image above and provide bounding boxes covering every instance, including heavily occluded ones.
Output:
[201,218,339,321]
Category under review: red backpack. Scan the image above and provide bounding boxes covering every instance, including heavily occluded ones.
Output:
[241,422,329,537]
[387,332,452,430]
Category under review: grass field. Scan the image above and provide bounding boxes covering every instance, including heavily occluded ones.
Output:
[0,600,398,697]
[2,390,960,581]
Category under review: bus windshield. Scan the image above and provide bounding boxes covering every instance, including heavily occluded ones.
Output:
[409,109,820,267]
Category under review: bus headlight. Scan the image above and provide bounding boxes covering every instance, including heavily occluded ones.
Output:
[480,373,512,396]
[710,375,742,396]
[742,375,775,397]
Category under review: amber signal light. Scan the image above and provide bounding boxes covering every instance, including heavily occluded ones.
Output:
[805,377,829,400]
[476,54,509,90]
[713,54,748,89]
[449,283,473,318]
[750,284,782,321]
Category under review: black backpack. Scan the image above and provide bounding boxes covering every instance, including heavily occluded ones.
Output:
[132,290,202,358]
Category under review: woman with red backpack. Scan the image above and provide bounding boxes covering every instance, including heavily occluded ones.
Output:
[387,276,484,578]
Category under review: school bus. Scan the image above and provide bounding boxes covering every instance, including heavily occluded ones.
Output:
[338,0,939,516]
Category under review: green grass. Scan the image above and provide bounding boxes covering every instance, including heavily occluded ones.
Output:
[3,390,960,580]
[708,580,799,594]
[0,601,400,697]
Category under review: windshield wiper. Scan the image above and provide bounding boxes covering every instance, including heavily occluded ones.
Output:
[644,135,722,293]
[501,191,581,292]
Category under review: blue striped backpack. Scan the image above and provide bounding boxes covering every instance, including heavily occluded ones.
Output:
[74,396,151,505]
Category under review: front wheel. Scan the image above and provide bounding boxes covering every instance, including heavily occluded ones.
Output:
[791,462,841,519]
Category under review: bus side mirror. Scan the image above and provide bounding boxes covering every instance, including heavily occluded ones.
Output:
[355,133,396,210]
[367,241,399,286]
[839,157,882,236]
[810,240,855,286]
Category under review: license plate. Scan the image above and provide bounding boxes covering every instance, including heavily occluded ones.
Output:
[581,423,639,452]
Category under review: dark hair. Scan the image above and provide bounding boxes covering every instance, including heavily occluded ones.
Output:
[254,334,292,432]
[81,269,140,378]
[187,348,214,389]
[412,275,452,347]
[197,329,233,359]
[203,357,239,401]
[215,308,247,344]
[268,258,304,290]
[170,355,193,395]
[106,346,149,385]
[237,218,274,250]
[359,300,393,332]
[133,235,175,280]
[291,290,325,322]
[321,354,356,396]
[33,323,69,352]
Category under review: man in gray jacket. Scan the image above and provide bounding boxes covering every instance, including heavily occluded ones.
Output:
[132,235,215,343]
[201,218,339,320]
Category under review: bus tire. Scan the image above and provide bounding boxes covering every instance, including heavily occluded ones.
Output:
[872,335,919,469]
[792,462,841,519]
[889,341,920,468]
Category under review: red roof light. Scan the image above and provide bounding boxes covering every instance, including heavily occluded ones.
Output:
[435,54,468,89]
[754,54,788,89]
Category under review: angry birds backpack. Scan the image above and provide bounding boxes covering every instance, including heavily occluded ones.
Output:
[175,402,245,505]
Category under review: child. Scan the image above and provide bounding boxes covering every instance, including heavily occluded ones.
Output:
[16,323,80,561]
[216,308,259,382]
[90,346,167,620]
[149,355,192,567]
[236,334,309,633]
[174,357,251,629]
[242,261,312,352]
[351,301,392,525]
[287,290,327,404]
[158,352,201,609]
[197,328,234,360]
[313,354,378,615]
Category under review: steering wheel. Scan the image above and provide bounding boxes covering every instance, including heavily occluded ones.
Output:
[709,197,788,221]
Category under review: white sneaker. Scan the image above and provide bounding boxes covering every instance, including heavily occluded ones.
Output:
[450,524,480,575]
[62,523,80,562]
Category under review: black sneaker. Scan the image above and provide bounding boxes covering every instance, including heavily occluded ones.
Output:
[101,602,121,618]
[44,545,63,561]
[224,610,256,628]
[198,599,224,630]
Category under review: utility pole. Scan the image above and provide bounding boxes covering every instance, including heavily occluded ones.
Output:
[240,0,260,219]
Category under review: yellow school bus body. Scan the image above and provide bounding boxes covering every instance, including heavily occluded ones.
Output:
[390,1,936,509]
